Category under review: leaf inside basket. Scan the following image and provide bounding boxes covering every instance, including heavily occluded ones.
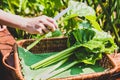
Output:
[18,47,106,80]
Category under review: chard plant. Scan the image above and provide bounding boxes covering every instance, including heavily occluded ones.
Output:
[30,24,117,80]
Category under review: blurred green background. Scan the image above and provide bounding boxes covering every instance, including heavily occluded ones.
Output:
[0,0,119,51]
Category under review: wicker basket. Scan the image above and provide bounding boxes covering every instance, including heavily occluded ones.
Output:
[17,37,68,54]
[17,37,118,80]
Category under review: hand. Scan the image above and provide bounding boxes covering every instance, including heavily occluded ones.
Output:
[22,15,58,35]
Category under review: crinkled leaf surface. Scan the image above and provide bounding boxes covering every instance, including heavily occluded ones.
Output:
[68,1,102,31]
[68,28,117,65]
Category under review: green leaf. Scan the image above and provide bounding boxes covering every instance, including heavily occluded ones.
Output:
[68,1,95,17]
[18,47,105,80]
[85,15,102,31]
[68,28,117,65]
[7,0,15,14]
[52,29,62,37]
[68,28,96,46]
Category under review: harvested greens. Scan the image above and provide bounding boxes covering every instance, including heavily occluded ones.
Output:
[18,47,106,80]
[29,27,117,79]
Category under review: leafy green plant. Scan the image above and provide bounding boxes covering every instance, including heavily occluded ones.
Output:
[30,27,117,79]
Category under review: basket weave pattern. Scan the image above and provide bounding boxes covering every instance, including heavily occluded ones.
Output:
[18,37,68,54]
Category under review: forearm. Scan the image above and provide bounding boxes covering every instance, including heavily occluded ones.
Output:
[0,9,26,30]
[0,9,58,34]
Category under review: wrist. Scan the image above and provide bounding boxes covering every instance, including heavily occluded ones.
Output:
[18,17,28,31]
[15,17,32,32]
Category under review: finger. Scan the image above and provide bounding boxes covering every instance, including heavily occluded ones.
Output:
[36,28,44,35]
[46,17,58,29]
[35,23,49,33]
[41,15,58,29]
[42,20,56,32]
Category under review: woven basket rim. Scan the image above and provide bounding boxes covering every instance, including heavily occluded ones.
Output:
[17,36,68,41]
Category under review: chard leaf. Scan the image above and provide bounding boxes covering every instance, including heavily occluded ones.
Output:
[74,46,102,65]
[85,15,102,31]
[68,1,95,17]
[67,1,102,31]
[79,21,92,29]
[74,36,117,65]
[68,28,118,65]
[68,28,95,46]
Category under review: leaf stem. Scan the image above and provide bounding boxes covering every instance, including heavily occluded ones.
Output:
[42,61,79,80]
[30,44,81,70]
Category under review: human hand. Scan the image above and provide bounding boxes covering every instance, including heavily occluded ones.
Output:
[22,15,58,35]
